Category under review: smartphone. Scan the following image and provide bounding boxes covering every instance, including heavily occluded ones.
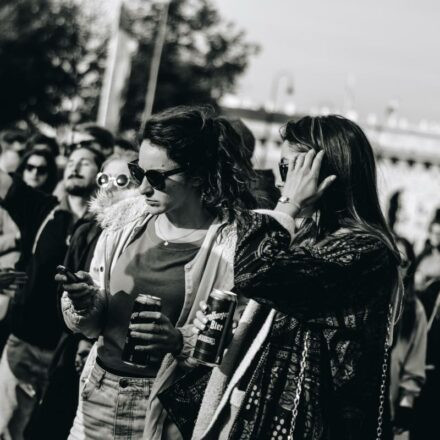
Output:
[56,265,80,283]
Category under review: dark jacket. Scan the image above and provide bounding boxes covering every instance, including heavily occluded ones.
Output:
[25,219,102,440]
[0,176,91,350]
[192,212,395,440]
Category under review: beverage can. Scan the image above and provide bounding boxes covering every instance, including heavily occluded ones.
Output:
[192,289,237,366]
[122,294,162,367]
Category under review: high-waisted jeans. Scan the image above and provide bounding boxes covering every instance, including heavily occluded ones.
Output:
[68,359,154,440]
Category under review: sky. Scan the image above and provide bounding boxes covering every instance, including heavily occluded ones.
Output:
[213,0,440,123]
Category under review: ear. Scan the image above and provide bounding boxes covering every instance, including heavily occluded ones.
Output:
[189,176,203,188]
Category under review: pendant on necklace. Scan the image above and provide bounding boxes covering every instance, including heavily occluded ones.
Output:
[164,240,169,246]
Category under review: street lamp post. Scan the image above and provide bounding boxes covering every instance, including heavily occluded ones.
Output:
[140,0,170,134]
[260,71,294,168]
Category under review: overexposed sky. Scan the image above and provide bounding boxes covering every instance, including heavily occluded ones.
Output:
[213,0,440,122]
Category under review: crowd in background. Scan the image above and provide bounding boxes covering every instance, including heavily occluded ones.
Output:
[0,112,437,440]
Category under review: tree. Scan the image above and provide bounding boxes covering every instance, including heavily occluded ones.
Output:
[0,0,258,132]
[0,0,108,129]
[0,0,78,127]
[118,0,259,132]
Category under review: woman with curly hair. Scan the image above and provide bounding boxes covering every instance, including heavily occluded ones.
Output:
[57,106,291,440]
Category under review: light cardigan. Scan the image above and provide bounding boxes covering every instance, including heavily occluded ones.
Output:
[191,298,277,439]
[61,188,295,440]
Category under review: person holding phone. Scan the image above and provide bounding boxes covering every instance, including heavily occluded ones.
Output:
[57,106,282,440]
[25,152,138,440]
[192,115,402,440]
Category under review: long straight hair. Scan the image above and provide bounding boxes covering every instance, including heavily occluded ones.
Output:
[282,115,403,323]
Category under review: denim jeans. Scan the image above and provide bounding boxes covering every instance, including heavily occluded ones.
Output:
[68,360,154,440]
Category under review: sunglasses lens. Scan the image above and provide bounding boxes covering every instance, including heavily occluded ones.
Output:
[97,174,109,187]
[145,170,165,190]
[116,174,129,187]
[128,163,144,185]
[279,163,288,182]
[26,165,47,175]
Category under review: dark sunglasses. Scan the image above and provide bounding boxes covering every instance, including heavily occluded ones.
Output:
[96,172,130,189]
[25,164,48,175]
[127,161,183,191]
[278,158,289,182]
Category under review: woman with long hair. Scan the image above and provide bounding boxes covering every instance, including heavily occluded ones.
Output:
[193,115,402,440]
[57,106,276,440]
[16,149,58,194]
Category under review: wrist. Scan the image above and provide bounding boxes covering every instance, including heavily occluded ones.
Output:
[172,328,184,356]
[275,196,301,217]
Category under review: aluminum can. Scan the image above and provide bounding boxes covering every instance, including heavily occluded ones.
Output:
[192,289,237,366]
[122,294,161,367]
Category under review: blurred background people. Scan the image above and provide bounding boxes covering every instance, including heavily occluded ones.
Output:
[414,211,440,319]
[0,145,103,440]
[26,133,60,158]
[69,124,115,158]
[0,130,26,275]
[54,124,115,200]
[0,130,28,173]
[390,236,427,439]
[0,270,28,355]
[411,211,440,440]
[113,137,138,156]
[16,149,58,194]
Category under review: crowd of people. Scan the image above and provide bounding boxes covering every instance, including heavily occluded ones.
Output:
[0,106,437,440]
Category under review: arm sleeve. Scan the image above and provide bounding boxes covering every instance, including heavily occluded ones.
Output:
[61,288,107,339]
[60,223,106,339]
[234,212,391,319]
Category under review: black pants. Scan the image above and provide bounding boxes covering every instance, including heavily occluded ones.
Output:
[24,334,81,440]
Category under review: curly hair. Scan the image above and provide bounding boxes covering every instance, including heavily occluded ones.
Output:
[142,106,256,222]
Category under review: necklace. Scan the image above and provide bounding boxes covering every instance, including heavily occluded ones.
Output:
[155,215,208,246]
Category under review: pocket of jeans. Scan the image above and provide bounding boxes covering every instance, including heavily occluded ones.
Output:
[80,377,97,400]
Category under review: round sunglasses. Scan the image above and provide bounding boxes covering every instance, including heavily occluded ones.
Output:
[96,172,131,189]
[127,160,183,191]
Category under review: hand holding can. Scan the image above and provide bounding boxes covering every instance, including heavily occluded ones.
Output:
[122,294,182,367]
[122,294,161,366]
[191,289,237,366]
